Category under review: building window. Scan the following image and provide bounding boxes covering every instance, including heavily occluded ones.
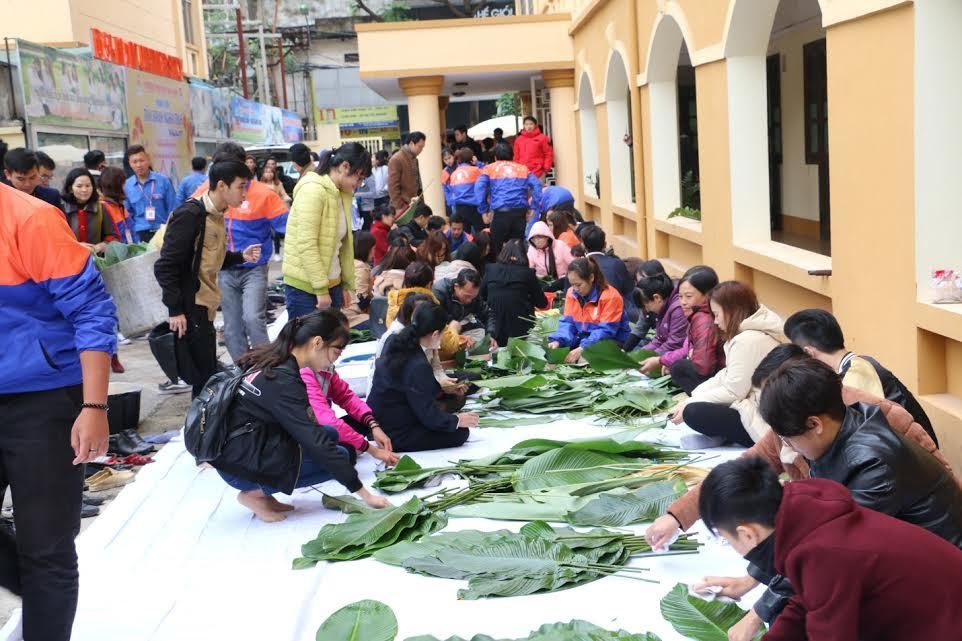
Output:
[344,53,359,64]
[182,0,195,45]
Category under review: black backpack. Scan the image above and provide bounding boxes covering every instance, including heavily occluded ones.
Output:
[184,367,248,463]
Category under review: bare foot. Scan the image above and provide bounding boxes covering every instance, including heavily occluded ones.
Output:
[237,491,288,522]
[266,496,295,512]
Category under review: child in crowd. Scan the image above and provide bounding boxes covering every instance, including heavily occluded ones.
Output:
[370,204,395,265]
[220,311,390,522]
[483,239,548,345]
[367,302,479,452]
[669,280,783,448]
[661,266,722,393]
[527,220,572,279]
[625,259,670,350]
[547,209,580,249]
[343,231,376,327]
[633,273,688,366]
[696,457,962,641]
[548,257,630,364]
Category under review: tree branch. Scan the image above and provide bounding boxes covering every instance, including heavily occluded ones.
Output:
[353,0,386,21]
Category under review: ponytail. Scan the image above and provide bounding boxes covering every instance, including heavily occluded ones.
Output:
[567,256,608,292]
[317,142,372,177]
[238,310,350,378]
[381,302,447,377]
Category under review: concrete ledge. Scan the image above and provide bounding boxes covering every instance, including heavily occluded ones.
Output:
[733,239,832,297]
[916,301,962,345]
[654,217,704,246]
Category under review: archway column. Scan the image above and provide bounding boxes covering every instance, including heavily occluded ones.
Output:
[399,75,445,218]
[543,69,577,191]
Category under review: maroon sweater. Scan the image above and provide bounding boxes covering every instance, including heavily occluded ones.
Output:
[765,479,962,641]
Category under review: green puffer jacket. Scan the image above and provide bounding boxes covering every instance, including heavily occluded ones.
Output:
[283,173,355,295]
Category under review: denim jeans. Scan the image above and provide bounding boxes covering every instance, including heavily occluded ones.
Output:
[217,443,351,495]
[0,385,84,641]
[285,284,344,320]
[218,265,269,363]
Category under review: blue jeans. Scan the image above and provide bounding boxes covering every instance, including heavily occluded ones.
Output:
[285,284,344,319]
[217,444,351,495]
[218,265,269,363]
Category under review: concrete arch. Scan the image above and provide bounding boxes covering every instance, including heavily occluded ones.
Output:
[578,71,601,199]
[604,50,634,206]
[722,0,827,57]
[601,41,634,98]
[644,12,696,83]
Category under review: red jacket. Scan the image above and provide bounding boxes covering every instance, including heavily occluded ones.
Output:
[513,127,554,177]
[765,479,962,641]
[371,219,391,265]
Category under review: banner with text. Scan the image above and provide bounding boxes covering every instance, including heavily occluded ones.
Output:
[126,69,193,185]
[189,82,229,141]
[18,40,127,131]
[281,109,304,143]
[229,96,270,144]
[317,105,400,141]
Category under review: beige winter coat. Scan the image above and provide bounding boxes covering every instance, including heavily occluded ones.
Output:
[691,304,784,441]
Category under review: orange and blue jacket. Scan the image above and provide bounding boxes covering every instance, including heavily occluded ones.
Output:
[549,284,630,348]
[192,180,288,267]
[475,160,542,214]
[444,162,483,208]
[0,183,117,394]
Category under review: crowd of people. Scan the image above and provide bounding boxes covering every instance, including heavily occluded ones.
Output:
[2,113,961,641]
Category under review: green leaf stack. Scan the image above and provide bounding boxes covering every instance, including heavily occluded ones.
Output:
[316,600,398,641]
[659,583,764,641]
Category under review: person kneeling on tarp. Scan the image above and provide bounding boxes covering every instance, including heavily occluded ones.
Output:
[367,301,479,452]
[218,311,390,521]
[697,457,962,641]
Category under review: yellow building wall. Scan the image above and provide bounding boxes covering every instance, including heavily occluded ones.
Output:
[1,0,75,43]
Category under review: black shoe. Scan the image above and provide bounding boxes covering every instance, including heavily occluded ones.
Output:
[81,503,100,518]
[108,430,155,456]
[83,494,106,507]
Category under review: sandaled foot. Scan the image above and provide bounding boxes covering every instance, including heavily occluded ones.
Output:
[266,496,295,512]
[237,492,288,522]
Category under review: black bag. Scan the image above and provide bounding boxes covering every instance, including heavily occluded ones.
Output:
[183,367,247,463]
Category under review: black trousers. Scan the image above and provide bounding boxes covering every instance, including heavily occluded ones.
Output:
[682,402,755,447]
[138,230,156,243]
[392,427,469,453]
[180,307,219,398]
[454,204,484,235]
[669,358,715,396]
[489,208,527,257]
[0,385,84,641]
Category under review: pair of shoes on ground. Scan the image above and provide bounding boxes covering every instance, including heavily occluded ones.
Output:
[108,430,155,457]
[86,468,134,492]
[157,379,191,395]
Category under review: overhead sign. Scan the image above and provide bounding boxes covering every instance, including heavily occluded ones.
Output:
[316,105,401,141]
[189,81,230,140]
[126,69,193,184]
[91,29,183,81]
[17,40,127,131]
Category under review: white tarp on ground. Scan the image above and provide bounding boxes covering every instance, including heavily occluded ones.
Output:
[0,346,760,641]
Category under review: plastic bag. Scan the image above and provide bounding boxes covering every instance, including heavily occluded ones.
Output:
[931,269,962,304]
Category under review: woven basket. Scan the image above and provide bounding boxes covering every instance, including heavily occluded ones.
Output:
[101,251,168,337]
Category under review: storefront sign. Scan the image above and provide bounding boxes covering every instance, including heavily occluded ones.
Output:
[189,81,229,140]
[126,69,193,184]
[91,29,183,82]
[316,105,401,141]
[281,109,304,143]
[474,3,514,17]
[17,40,127,131]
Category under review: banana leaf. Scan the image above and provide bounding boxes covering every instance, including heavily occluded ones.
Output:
[480,374,548,390]
[512,447,641,492]
[476,416,550,429]
[660,583,763,641]
[408,620,662,641]
[581,341,647,371]
[566,479,687,527]
[316,599,398,641]
[468,335,492,356]
[545,347,571,364]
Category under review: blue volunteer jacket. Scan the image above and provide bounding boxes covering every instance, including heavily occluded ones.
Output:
[475,160,542,214]
[549,284,630,349]
[445,163,483,208]
[124,171,178,233]
[0,184,117,394]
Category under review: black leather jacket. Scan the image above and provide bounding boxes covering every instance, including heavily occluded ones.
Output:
[751,402,962,622]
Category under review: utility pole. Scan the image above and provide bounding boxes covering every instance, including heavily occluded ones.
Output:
[256,0,271,105]
[235,7,248,98]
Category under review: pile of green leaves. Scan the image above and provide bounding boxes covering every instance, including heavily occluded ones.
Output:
[317,600,662,641]
[294,496,448,568]
[660,583,764,641]
[350,328,373,343]
[374,521,699,600]
[93,241,152,271]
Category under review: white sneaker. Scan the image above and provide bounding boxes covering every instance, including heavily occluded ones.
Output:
[117,333,131,346]
[158,379,192,394]
[271,253,282,263]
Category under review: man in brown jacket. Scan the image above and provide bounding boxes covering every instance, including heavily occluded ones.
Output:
[388,132,425,213]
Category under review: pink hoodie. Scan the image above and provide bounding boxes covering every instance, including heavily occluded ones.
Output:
[527,220,572,278]
[300,367,375,452]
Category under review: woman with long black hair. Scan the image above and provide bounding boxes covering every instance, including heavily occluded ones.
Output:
[217,310,389,522]
[367,302,479,451]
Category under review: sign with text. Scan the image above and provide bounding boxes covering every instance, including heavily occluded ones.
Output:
[126,69,193,184]
[91,29,183,81]
[316,105,401,141]
[230,96,271,144]
[280,109,304,143]
[18,40,127,131]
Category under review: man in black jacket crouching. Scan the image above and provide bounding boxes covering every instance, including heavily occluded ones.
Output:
[154,159,260,397]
